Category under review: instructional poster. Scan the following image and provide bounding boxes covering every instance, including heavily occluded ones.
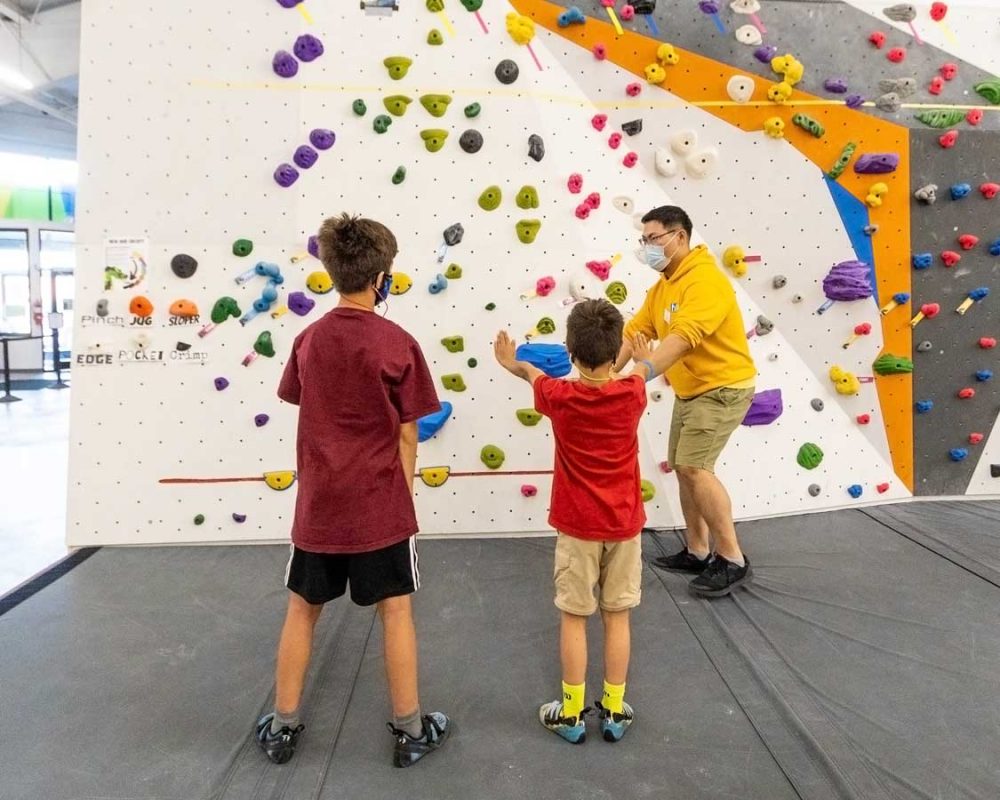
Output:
[103,237,149,291]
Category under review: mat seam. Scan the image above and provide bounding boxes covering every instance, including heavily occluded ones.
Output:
[0,547,100,618]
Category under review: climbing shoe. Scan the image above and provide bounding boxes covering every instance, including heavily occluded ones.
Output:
[595,700,634,742]
[387,711,451,768]
[254,713,304,765]
[538,700,589,744]
[652,547,711,574]
[689,555,752,597]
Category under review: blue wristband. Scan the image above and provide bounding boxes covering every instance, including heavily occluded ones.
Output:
[640,359,657,382]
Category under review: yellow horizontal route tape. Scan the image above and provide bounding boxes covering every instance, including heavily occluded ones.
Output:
[297,3,313,23]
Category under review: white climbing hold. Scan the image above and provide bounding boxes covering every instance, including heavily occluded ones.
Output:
[726,74,755,103]
[612,196,635,214]
[685,148,719,179]
[654,147,679,177]
[731,0,760,11]
[669,130,698,156]
[735,24,763,46]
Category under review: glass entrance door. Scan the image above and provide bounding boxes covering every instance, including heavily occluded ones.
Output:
[40,229,75,368]
[0,229,30,335]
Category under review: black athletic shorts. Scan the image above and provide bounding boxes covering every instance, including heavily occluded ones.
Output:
[284,537,419,606]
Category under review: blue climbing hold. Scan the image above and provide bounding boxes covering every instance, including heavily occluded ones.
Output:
[847,484,863,498]
[949,448,968,462]
[950,182,971,200]
[429,274,449,294]
[417,402,452,442]
[989,239,1000,257]
[515,343,572,378]
[915,399,933,414]
[976,369,993,382]
[911,253,933,270]
[557,6,586,26]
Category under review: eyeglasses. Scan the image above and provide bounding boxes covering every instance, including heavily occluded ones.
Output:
[639,229,680,247]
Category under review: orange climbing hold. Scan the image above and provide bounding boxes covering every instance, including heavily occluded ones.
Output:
[129,296,154,317]
[169,299,200,317]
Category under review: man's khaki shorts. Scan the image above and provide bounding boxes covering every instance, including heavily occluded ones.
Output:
[668,386,755,473]
[553,532,642,616]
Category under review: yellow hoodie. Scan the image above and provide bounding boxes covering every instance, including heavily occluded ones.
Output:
[624,244,756,399]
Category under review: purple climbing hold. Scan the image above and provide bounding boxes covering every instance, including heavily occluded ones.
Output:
[824,77,849,94]
[272,50,299,78]
[853,153,899,174]
[255,414,270,427]
[742,388,784,426]
[288,291,316,316]
[310,129,336,150]
[293,145,319,169]
[822,261,873,301]
[294,34,325,63]
[232,512,247,523]
[308,235,319,258]
[845,94,865,109]
[214,377,229,391]
[274,163,300,187]
[754,45,778,63]
[276,0,302,7]
[698,0,719,12]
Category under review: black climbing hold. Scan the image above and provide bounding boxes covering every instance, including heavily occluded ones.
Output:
[194,514,205,525]
[176,341,191,352]
[443,223,464,246]
[171,253,198,279]
[392,166,406,184]
[468,358,478,368]
[459,129,483,153]
[528,134,545,162]
[622,119,643,136]
[495,59,519,85]
[811,398,824,411]
[991,464,1000,478]
[485,302,496,311]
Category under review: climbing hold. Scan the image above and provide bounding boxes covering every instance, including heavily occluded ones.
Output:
[913,109,963,129]
[976,369,993,381]
[389,273,412,295]
[723,245,749,277]
[591,114,608,132]
[305,271,334,294]
[620,4,635,20]
[516,220,542,244]
[770,54,803,85]
[194,514,206,526]
[847,485,863,499]
[913,184,937,204]
[384,95,413,117]
[845,94,866,109]
[459,130,484,154]
[428,274,449,294]
[587,260,611,280]
[857,414,871,425]
[526,317,556,340]
[827,142,857,179]
[875,93,902,112]
[605,281,627,305]
[214,377,229,391]
[941,251,961,267]
[464,102,481,118]
[873,353,913,375]
[824,77,848,94]
[829,365,861,395]
[293,145,319,170]
[274,163,299,187]
[767,82,793,104]
[459,0,482,9]
[979,337,997,349]
[797,443,824,470]
[516,185,539,209]
[980,182,1000,199]
[864,225,879,236]
[876,483,890,494]
[612,197,633,215]
[939,130,958,148]
[521,485,538,498]
[352,99,367,116]
[656,42,680,66]
[811,398,825,412]
[272,51,299,78]
[210,296,241,324]
[887,47,906,63]
[584,192,601,210]
[592,43,607,60]
[957,387,976,400]
[254,413,270,428]
[383,56,413,81]
[973,79,1000,105]
[686,149,718,179]
[915,399,933,413]
[654,148,678,178]
[792,113,824,137]
[253,331,275,358]
[417,403,452,442]
[288,292,315,317]
[625,82,642,98]
[726,75,755,104]
[263,471,296,491]
[233,239,254,257]
[623,152,639,169]
[644,63,667,84]
[480,445,506,470]
[527,134,545,162]
[96,298,109,317]
[958,234,979,250]
[950,182,971,200]
[868,31,886,48]
[949,448,968,462]
[735,24,762,45]
[772,275,787,289]
[232,513,247,523]
[752,45,777,64]
[865,182,889,208]
[622,119,643,137]
[373,115,393,134]
[967,109,983,125]
[567,174,583,194]
[640,480,656,503]
[608,132,623,150]
[170,254,198,280]
[391,166,407,185]
[294,34,324,62]
[968,433,984,447]
[129,296,154,318]
[515,343,571,377]
[444,263,463,279]
[928,76,944,95]
[441,335,464,353]
[760,117,785,139]
[420,94,452,117]
[930,1,948,20]
[441,373,466,392]
[912,253,933,270]
[169,299,199,318]
[557,6,586,26]
[428,28,444,45]
[495,59,519,85]
[853,153,899,174]
[909,302,941,326]
[808,484,822,497]
[517,408,543,426]
[420,129,448,152]
[467,358,477,368]
[742,389,784,426]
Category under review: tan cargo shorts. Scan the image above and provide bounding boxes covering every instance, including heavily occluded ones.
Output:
[553,532,642,617]
[667,386,755,473]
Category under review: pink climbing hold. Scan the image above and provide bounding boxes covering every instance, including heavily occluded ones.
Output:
[939,62,957,80]
[575,203,591,220]
[941,250,961,267]
[967,109,983,125]
[958,234,979,250]
[980,182,999,199]
[928,76,944,95]
[877,483,890,494]
[969,432,984,445]
[659,461,673,473]
[521,484,538,497]
[930,2,948,21]
[887,47,906,63]
[625,81,642,97]
[958,387,975,399]
[584,192,601,209]
[600,0,615,6]
[979,337,996,349]
[620,4,635,19]
[868,31,886,48]
[567,173,584,194]
[857,413,871,425]
[938,130,958,148]
[623,152,638,168]
[608,132,623,149]
[586,260,612,280]
[593,43,608,60]
[591,113,608,131]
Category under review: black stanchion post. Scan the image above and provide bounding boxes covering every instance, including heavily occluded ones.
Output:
[0,337,22,403]
[51,328,68,389]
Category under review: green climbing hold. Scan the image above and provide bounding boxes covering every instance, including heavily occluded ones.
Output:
[383,56,413,81]
[232,239,253,257]
[426,0,444,10]
[352,99,367,116]
[373,115,393,134]
[516,219,542,244]
[441,373,466,392]
[605,281,628,305]
[485,302,496,311]
[194,514,205,525]
[420,94,452,117]
[792,113,824,138]
[480,444,506,470]
[516,185,539,209]
[441,335,465,353]
[478,185,503,211]
[254,331,275,358]
[392,166,407,185]
[826,141,856,180]
[516,408,542,426]
[444,263,463,279]
[797,442,824,470]
[467,358,478,368]
[464,102,481,118]
[211,296,241,324]
[460,0,482,9]
[914,108,965,128]
[383,95,413,116]
[873,353,913,375]
[420,129,449,152]
[428,28,444,45]
[536,317,556,336]
[974,79,1000,105]
[640,480,656,502]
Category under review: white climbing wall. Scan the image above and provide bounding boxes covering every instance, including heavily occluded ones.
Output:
[68,0,910,547]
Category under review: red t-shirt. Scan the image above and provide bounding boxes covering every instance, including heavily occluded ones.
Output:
[278,308,440,554]
[533,374,647,541]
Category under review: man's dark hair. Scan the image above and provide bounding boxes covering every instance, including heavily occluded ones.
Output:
[566,299,624,371]
[640,205,693,239]
[316,213,398,294]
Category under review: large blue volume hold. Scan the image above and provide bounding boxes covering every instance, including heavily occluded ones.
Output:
[515,343,572,378]
[417,402,453,443]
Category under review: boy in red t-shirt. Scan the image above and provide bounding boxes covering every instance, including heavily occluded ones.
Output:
[494,299,654,744]
[254,214,451,768]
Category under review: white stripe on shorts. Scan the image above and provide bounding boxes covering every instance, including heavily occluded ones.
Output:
[409,536,420,590]
[283,543,295,588]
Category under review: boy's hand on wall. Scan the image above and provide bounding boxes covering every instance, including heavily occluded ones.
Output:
[493,330,519,372]
[629,332,653,361]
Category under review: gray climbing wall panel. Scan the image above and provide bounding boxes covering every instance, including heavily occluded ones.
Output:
[909,128,999,496]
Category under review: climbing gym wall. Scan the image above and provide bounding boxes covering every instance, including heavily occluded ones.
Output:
[66,0,999,547]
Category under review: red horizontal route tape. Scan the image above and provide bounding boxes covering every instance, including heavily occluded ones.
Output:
[158,471,554,484]
[159,477,265,484]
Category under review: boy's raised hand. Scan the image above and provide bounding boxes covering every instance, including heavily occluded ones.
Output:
[629,332,654,362]
[493,330,519,372]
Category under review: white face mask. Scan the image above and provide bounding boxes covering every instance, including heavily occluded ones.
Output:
[638,230,681,272]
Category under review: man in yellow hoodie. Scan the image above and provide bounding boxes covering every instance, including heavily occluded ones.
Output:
[616,206,756,597]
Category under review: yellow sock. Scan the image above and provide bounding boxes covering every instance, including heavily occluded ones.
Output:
[561,681,585,720]
[602,680,626,714]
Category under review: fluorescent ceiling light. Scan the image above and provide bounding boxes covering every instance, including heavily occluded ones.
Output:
[0,64,33,92]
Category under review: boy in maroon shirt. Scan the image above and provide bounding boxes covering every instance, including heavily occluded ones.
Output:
[494,299,654,744]
[254,214,451,768]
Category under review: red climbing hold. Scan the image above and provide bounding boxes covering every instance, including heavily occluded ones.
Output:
[941,250,961,267]
[567,173,584,194]
[625,82,642,97]
[659,460,673,473]
[868,31,886,48]
[958,234,980,250]
[939,130,958,148]
[939,63,957,81]
[958,387,976,399]
[623,152,638,168]
[930,2,948,21]
[584,192,601,209]
[877,483,890,494]
[857,413,871,425]
[969,432,984,445]
[928,76,944,95]
[608,132,622,149]
[575,203,591,220]
[980,337,997,349]
[520,484,538,497]
[887,47,906,63]
[980,182,999,199]
[591,113,608,131]
[966,109,983,125]
[592,43,607,60]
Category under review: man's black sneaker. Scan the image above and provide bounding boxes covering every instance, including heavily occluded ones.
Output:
[255,713,305,764]
[652,548,711,574]
[387,711,451,768]
[689,555,752,597]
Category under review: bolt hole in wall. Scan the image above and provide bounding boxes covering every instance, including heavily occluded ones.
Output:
[62,0,1000,548]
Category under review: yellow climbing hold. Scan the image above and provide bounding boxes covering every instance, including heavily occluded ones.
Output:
[516,408,543,426]
[420,129,449,152]
[383,56,413,81]
[418,466,450,487]
[263,471,297,491]
[771,54,803,85]
[644,63,667,84]
[865,182,889,208]
[516,219,542,244]
[763,116,786,139]
[441,335,464,353]
[420,94,452,117]
[829,365,861,395]
[383,95,413,116]
[767,81,793,104]
[428,29,444,45]
[505,12,535,45]
[722,246,748,277]
[640,479,656,502]
[389,271,412,295]
[656,43,680,66]
[306,271,334,294]
[441,373,466,391]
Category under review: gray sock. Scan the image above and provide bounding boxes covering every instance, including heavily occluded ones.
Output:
[688,547,710,561]
[394,708,424,739]
[271,707,300,735]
